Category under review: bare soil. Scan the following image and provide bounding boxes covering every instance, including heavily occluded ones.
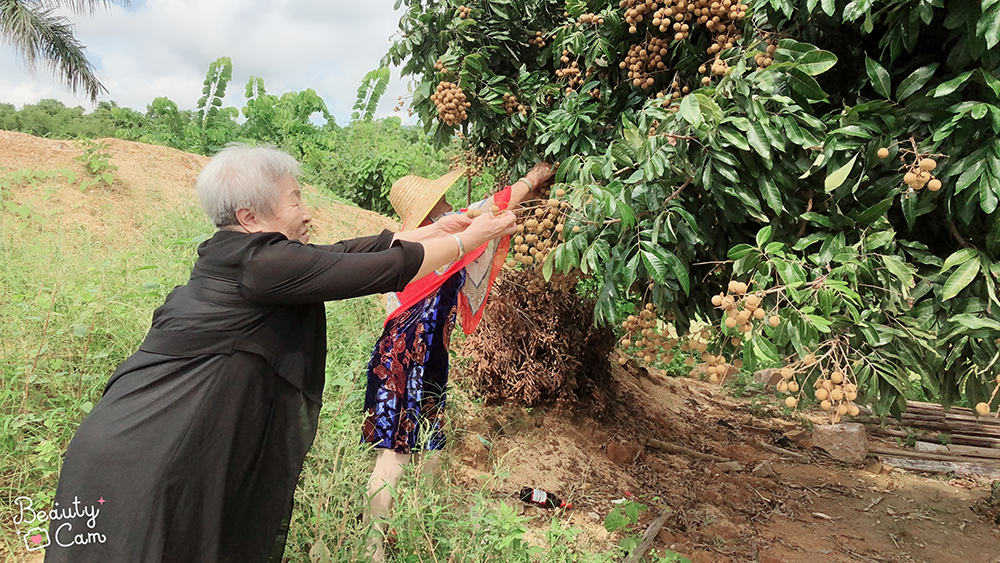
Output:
[449,362,1000,562]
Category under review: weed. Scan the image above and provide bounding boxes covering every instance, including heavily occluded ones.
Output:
[73,141,118,190]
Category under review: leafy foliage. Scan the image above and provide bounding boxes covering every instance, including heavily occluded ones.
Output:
[386,0,1000,414]
[352,67,392,121]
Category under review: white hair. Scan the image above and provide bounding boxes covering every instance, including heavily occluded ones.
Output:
[195,144,302,228]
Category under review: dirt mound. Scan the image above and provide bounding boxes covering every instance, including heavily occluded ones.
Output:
[0,130,398,244]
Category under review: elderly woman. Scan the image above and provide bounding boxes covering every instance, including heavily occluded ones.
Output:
[44,145,516,563]
[361,162,554,561]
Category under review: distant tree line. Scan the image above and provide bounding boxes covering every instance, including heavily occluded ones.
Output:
[0,57,452,216]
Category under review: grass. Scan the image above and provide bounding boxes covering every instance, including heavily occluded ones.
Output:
[0,168,686,563]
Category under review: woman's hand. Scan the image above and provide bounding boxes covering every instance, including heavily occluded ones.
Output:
[460,210,517,250]
[523,161,556,193]
[434,213,474,235]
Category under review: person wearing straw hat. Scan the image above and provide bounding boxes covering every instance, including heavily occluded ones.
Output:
[361,162,555,561]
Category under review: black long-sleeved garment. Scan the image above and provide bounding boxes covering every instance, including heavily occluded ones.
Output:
[44,229,422,563]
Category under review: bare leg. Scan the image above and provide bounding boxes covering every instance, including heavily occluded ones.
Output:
[365,449,411,563]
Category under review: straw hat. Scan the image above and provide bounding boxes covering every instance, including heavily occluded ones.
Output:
[389,168,466,231]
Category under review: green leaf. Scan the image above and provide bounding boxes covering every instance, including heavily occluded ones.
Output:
[933,71,975,97]
[940,248,979,273]
[950,313,1000,332]
[787,68,829,101]
[825,154,858,192]
[678,94,702,129]
[796,50,838,76]
[941,259,981,300]
[978,2,1000,50]
[747,120,770,159]
[897,64,939,101]
[853,196,894,226]
[864,56,891,98]
[882,255,915,289]
[756,225,772,248]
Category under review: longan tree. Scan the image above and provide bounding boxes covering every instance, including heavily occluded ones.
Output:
[384,0,1000,417]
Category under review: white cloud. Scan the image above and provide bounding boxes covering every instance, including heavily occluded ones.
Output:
[0,0,417,126]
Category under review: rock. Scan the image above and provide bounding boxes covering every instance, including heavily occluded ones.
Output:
[606,440,641,465]
[812,423,869,464]
[752,461,777,478]
[754,368,781,386]
[716,461,744,473]
[587,511,601,523]
[865,462,883,474]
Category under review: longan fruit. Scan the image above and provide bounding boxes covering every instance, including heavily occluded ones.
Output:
[725,317,738,329]
[830,371,844,384]
[768,315,781,327]
[815,388,829,401]
[777,381,789,393]
[877,147,889,159]
[619,356,629,365]
[685,356,695,366]
[804,353,816,365]
[820,400,832,411]
[785,396,798,408]
[712,294,724,306]
[753,308,766,320]
[928,179,942,191]
[831,388,844,401]
[903,172,917,185]
[848,404,861,416]
[572,226,581,233]
[976,402,990,415]
[788,381,799,393]
[919,158,937,171]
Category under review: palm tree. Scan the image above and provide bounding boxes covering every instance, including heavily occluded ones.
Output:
[0,0,130,102]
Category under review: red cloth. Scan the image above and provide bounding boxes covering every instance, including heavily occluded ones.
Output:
[385,186,512,335]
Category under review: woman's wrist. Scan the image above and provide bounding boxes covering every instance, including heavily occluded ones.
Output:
[517,177,534,192]
[451,234,466,258]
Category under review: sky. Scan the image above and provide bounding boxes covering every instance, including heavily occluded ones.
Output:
[0,0,415,126]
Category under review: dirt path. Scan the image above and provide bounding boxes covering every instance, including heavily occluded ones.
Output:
[450,364,1000,562]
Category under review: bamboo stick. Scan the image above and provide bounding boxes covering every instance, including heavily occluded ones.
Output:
[623,508,672,563]
[643,439,730,463]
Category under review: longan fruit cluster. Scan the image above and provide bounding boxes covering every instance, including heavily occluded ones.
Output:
[529,31,547,48]
[620,0,660,35]
[617,303,680,365]
[754,40,776,68]
[880,149,943,192]
[810,369,861,423]
[556,52,586,91]
[509,188,569,268]
[502,93,527,116]
[431,81,470,126]
[701,1,747,55]
[710,280,781,335]
[620,37,671,89]
[578,12,605,25]
[434,59,448,73]
[457,5,471,19]
[651,4,691,41]
[975,375,1000,416]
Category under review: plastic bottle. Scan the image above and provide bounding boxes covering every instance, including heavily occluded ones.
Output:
[519,487,571,508]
